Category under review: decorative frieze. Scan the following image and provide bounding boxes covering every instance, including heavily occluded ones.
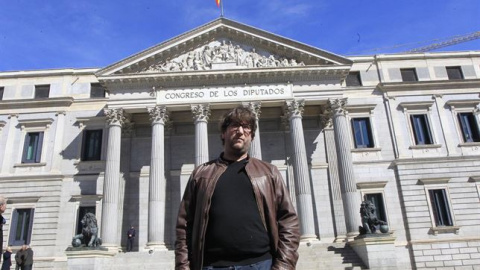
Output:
[141,40,305,73]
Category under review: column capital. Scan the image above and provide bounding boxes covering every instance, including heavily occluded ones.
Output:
[148,106,169,125]
[282,100,305,129]
[104,108,126,126]
[244,102,262,118]
[284,100,305,119]
[319,112,333,129]
[327,98,348,117]
[122,121,135,137]
[191,104,210,123]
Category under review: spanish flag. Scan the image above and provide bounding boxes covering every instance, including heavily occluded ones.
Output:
[216,0,220,7]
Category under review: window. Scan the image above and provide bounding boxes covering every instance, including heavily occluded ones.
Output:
[364,193,387,222]
[22,132,44,163]
[400,68,418,82]
[76,206,96,235]
[9,208,35,246]
[81,129,103,161]
[446,66,464,80]
[0,87,4,100]
[346,72,362,86]
[90,83,106,98]
[428,189,453,226]
[458,112,480,142]
[352,118,374,148]
[411,114,433,145]
[34,85,50,99]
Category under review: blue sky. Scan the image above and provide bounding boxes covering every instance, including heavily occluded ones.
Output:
[0,0,479,71]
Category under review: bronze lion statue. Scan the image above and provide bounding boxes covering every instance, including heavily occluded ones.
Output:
[72,212,102,247]
[359,200,387,235]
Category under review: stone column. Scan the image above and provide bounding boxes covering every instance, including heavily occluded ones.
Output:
[147,106,169,250]
[101,108,125,251]
[246,102,262,159]
[320,113,347,241]
[327,98,362,237]
[191,104,210,166]
[118,121,134,245]
[284,100,317,241]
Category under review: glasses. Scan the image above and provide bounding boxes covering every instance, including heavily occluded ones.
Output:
[229,122,252,135]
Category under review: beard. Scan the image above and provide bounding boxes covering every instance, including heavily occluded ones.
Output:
[225,137,251,158]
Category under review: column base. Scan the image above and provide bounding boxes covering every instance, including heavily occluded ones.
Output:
[300,234,318,245]
[334,235,347,243]
[345,231,360,242]
[145,242,168,252]
[99,244,121,253]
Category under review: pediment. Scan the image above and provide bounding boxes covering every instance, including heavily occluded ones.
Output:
[96,18,352,77]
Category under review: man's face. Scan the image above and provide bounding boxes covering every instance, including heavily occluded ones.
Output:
[222,121,252,159]
[0,203,6,214]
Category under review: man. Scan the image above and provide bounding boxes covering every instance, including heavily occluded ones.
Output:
[22,246,33,270]
[14,245,25,270]
[0,196,7,263]
[126,226,136,252]
[175,106,300,270]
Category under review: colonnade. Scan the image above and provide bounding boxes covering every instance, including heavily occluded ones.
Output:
[100,98,360,250]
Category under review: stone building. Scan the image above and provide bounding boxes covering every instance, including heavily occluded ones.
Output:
[0,18,479,269]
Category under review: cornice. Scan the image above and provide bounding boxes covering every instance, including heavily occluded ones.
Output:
[0,174,64,182]
[378,78,480,92]
[374,51,480,61]
[98,65,351,88]
[0,97,74,110]
[392,154,480,166]
[0,68,97,79]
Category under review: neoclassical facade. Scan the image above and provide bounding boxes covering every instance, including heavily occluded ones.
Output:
[0,18,479,269]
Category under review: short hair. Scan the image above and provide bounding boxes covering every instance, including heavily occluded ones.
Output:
[219,105,257,142]
[0,196,7,206]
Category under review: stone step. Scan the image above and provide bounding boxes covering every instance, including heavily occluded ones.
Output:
[65,242,367,270]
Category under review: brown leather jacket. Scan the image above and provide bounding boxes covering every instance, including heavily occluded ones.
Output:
[175,156,300,270]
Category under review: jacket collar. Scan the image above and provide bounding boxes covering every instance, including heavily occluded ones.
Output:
[218,152,250,165]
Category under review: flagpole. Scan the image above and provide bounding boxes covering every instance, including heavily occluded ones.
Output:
[221,0,224,17]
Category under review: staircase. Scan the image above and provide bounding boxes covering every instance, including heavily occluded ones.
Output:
[297,242,367,270]
[64,242,367,270]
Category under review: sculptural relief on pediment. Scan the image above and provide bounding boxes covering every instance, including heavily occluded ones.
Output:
[140,39,305,73]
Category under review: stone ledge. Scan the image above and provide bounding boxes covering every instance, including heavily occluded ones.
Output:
[430,226,461,235]
[65,247,116,258]
[348,234,396,246]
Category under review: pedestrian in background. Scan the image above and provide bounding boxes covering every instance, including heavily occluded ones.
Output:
[126,226,136,252]
[1,246,11,270]
[0,196,8,264]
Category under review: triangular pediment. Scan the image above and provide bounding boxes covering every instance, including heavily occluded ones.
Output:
[96,18,351,77]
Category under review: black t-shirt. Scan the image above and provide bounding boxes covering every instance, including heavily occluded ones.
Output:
[203,159,271,266]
